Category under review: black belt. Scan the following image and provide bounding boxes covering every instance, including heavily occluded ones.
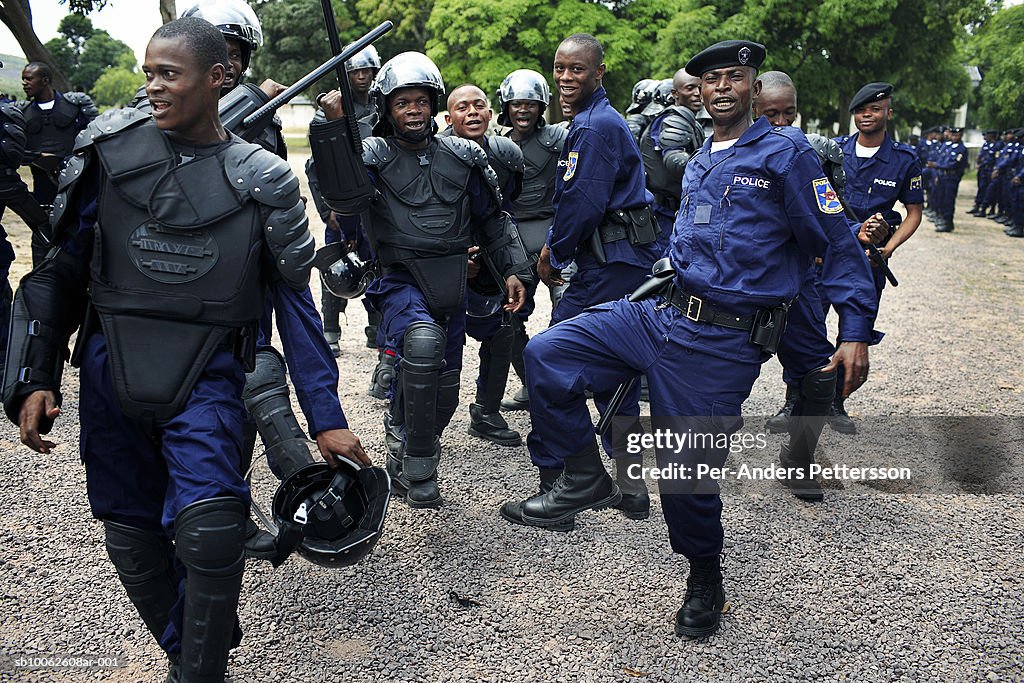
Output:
[661,284,756,331]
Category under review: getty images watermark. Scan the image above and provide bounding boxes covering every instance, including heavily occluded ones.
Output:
[619,424,912,486]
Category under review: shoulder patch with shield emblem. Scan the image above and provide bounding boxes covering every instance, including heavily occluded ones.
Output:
[812,177,843,215]
[563,151,578,181]
[910,175,922,191]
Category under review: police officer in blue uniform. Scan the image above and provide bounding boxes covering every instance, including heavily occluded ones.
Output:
[830,82,922,429]
[499,40,876,638]
[929,126,967,232]
[496,69,568,413]
[500,34,660,527]
[3,19,369,683]
[990,129,1021,228]
[442,83,527,446]
[1008,137,1024,238]
[753,72,886,497]
[969,129,1001,216]
[311,53,532,509]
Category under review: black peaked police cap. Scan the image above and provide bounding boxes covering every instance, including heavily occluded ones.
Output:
[849,82,893,112]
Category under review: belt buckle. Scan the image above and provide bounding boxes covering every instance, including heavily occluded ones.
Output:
[685,295,703,321]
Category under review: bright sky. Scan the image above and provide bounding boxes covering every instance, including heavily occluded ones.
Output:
[1,1,165,65]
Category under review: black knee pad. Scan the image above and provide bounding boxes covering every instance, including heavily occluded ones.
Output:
[174,498,246,577]
[104,521,175,586]
[799,366,837,417]
[401,321,446,372]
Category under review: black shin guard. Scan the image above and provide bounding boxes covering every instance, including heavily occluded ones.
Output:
[174,498,246,683]
[104,521,179,644]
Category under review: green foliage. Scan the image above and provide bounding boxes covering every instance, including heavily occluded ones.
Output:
[90,66,144,108]
[44,13,134,94]
[970,4,1024,130]
[250,0,360,97]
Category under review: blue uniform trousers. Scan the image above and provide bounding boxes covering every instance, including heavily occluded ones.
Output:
[777,265,833,387]
[525,297,760,559]
[976,166,993,209]
[934,173,961,223]
[367,274,466,431]
[546,261,649,458]
[78,332,250,655]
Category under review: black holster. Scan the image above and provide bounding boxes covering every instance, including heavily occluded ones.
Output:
[748,302,790,355]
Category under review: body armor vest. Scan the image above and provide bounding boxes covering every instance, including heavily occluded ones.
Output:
[23,96,83,155]
[512,126,564,220]
[363,136,481,316]
[641,106,698,207]
[87,120,268,423]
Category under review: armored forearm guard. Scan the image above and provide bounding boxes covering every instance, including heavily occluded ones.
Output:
[2,249,88,425]
[479,211,535,286]
[309,117,376,215]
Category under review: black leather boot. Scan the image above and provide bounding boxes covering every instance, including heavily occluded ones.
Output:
[514,440,621,527]
[365,309,382,349]
[611,456,650,520]
[500,385,530,412]
[501,322,530,412]
[468,403,522,446]
[321,289,343,358]
[778,368,833,501]
[498,468,574,532]
[368,350,397,400]
[828,396,856,434]
[765,384,798,434]
[674,556,726,638]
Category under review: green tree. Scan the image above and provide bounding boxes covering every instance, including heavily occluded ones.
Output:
[91,66,144,107]
[44,13,134,93]
[355,0,432,55]
[970,4,1024,130]
[250,0,360,97]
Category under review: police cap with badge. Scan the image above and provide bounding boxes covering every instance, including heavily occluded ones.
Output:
[849,82,892,112]
[684,40,766,77]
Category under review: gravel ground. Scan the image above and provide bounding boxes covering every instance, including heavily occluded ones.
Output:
[1,157,1022,683]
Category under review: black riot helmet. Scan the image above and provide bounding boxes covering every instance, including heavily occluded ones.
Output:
[641,79,673,117]
[370,52,445,140]
[496,69,551,127]
[625,78,657,115]
[314,242,375,299]
[346,44,382,73]
[272,461,391,568]
[181,0,264,70]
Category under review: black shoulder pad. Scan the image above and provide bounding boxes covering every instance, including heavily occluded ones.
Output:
[487,136,525,174]
[362,136,395,168]
[1,102,26,128]
[805,133,844,166]
[130,84,151,113]
[63,91,94,106]
[1,104,28,166]
[538,122,569,151]
[223,142,300,209]
[437,135,489,171]
[74,107,150,152]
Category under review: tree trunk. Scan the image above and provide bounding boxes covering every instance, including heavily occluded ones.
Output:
[159,0,176,24]
[0,0,71,91]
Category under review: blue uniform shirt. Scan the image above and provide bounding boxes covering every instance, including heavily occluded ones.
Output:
[548,86,659,270]
[670,117,877,353]
[933,141,968,175]
[977,140,1002,170]
[834,132,924,227]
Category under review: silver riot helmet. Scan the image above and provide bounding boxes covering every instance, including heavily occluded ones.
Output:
[625,78,657,115]
[346,44,382,73]
[496,69,551,127]
[181,0,263,69]
[641,79,674,116]
[370,51,445,140]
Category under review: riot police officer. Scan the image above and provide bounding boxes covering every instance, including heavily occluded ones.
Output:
[17,61,98,263]
[3,18,368,683]
[498,39,876,639]
[305,44,384,356]
[311,53,532,508]
[494,69,568,413]
[442,83,526,446]
[500,34,660,527]
[624,78,657,142]
[1,98,50,271]
[640,71,705,250]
